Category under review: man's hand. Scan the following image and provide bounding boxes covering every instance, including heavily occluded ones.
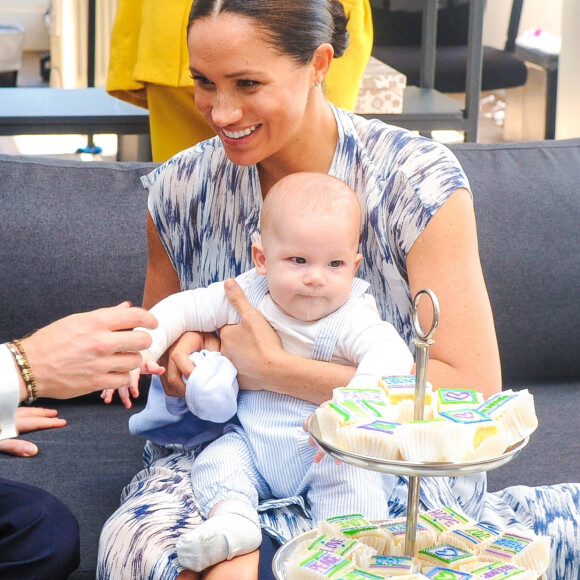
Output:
[0,407,67,457]
[20,302,157,400]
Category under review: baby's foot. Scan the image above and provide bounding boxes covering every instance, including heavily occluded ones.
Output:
[176,504,262,571]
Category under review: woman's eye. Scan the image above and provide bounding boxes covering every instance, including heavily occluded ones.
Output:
[292,257,306,264]
[192,75,213,87]
[238,79,260,89]
[329,260,344,268]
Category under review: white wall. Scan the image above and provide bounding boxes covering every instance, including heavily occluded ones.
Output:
[556,0,580,138]
[484,0,578,139]
[0,0,50,51]
[48,0,117,88]
[483,0,562,49]
[518,0,562,37]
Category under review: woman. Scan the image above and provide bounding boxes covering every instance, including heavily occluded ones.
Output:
[97,1,580,579]
[107,0,373,161]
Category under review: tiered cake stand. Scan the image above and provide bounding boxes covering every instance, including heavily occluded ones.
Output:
[272,289,530,578]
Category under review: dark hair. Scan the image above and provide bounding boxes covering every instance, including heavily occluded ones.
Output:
[188,0,349,64]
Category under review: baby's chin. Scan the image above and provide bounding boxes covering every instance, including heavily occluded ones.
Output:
[284,298,336,323]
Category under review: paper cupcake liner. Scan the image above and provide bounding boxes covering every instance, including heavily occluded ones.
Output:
[344,426,400,460]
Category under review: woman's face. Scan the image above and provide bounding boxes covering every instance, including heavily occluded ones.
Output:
[188,14,314,167]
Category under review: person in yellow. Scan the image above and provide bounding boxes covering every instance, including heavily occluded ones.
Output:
[107,0,373,162]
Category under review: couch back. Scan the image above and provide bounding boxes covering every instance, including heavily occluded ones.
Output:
[449,139,580,382]
[0,139,578,384]
[0,155,154,342]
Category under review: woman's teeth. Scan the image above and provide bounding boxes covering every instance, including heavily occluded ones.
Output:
[223,125,257,139]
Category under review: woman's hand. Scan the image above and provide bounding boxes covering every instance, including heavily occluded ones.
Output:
[303,410,341,465]
[161,331,221,397]
[220,278,355,402]
[219,278,283,391]
[0,407,67,457]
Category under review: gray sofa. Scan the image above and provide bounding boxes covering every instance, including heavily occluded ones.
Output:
[0,138,579,579]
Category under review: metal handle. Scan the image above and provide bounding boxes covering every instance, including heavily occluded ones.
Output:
[405,289,440,557]
[411,288,440,342]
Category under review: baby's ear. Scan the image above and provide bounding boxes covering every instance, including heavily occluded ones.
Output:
[252,243,267,274]
[354,252,363,272]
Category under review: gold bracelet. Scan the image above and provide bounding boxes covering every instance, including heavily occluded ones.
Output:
[6,339,38,404]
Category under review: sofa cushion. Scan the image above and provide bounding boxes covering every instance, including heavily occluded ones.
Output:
[450,139,580,383]
[0,154,156,343]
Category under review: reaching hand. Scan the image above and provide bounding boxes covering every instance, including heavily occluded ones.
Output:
[20,302,157,400]
[0,407,67,457]
[101,373,140,409]
[101,350,164,409]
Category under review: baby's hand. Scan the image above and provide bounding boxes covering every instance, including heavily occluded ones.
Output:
[139,349,164,374]
[101,367,140,409]
[303,410,342,465]
[101,351,165,409]
[141,358,165,377]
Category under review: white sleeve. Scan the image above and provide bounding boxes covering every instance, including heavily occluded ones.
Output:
[146,280,234,360]
[0,344,20,440]
[339,295,414,386]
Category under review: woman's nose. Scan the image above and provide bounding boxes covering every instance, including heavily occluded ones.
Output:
[211,92,243,127]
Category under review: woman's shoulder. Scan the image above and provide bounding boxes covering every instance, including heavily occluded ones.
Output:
[333,107,468,205]
[336,107,461,169]
[142,137,228,192]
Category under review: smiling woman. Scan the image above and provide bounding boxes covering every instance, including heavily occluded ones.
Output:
[98,1,580,580]
[107,0,373,161]
[186,12,338,181]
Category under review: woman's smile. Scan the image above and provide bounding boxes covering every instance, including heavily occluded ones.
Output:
[222,124,259,140]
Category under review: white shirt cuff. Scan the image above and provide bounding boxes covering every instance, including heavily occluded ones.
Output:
[0,343,20,440]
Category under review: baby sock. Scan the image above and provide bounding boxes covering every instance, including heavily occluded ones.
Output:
[176,500,262,572]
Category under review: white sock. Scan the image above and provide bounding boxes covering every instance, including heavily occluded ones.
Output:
[176,501,262,572]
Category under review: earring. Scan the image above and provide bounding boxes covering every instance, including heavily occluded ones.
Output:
[315,80,321,87]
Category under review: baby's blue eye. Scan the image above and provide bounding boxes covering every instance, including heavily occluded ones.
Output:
[329,260,343,268]
[292,257,306,264]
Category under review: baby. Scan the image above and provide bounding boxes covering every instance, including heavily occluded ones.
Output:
[126,172,413,571]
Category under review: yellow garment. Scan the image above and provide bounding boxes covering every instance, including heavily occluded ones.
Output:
[146,85,214,161]
[325,0,374,111]
[107,0,373,161]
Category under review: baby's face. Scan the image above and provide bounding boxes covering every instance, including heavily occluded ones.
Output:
[256,215,362,322]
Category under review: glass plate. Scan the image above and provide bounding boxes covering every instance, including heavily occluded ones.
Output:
[307,412,529,477]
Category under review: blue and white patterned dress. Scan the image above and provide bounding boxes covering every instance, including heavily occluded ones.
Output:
[96,106,580,580]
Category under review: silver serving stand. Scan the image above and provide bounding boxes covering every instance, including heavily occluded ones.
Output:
[272,289,530,578]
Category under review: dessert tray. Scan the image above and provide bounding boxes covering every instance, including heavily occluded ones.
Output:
[306,412,529,478]
[272,528,328,579]
[272,290,535,577]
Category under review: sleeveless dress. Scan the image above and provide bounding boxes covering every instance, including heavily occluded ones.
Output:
[96,107,580,580]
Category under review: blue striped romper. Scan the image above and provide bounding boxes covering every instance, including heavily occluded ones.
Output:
[97,106,580,580]
[188,270,412,524]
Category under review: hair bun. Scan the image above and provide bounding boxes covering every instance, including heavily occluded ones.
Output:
[329,0,350,58]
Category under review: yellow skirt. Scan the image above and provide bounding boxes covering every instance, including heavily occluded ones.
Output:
[107,0,373,161]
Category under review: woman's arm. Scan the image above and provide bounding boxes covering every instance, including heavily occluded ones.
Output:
[162,189,501,403]
[144,214,221,396]
[219,188,501,402]
[143,214,182,309]
[406,188,501,397]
